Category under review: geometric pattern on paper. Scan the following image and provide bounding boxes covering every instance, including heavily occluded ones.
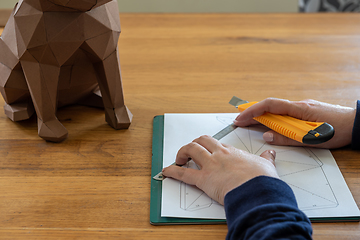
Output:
[180,161,221,211]
[180,116,338,212]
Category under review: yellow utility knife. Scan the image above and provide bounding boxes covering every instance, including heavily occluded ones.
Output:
[229,96,334,144]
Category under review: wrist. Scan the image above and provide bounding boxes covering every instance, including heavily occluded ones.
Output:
[224,176,298,223]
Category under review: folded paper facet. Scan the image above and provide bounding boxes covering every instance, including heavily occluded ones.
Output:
[0,0,132,142]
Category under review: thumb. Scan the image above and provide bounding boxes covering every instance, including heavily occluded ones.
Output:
[263,130,303,146]
[260,149,276,165]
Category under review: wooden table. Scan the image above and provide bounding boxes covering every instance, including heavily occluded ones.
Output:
[0,13,360,239]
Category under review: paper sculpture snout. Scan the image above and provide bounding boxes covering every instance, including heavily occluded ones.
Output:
[0,0,132,142]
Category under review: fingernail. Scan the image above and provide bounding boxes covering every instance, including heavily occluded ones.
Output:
[263,132,274,142]
[269,150,276,159]
[233,119,245,125]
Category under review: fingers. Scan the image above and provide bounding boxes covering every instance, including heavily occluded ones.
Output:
[259,149,276,166]
[259,149,280,179]
[234,98,306,127]
[233,98,319,147]
[263,130,304,146]
[175,141,210,167]
[162,165,199,185]
[166,135,224,185]
[233,115,258,127]
[175,135,222,167]
[194,135,223,153]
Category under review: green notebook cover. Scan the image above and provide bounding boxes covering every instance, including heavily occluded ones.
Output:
[150,115,359,224]
[150,115,226,225]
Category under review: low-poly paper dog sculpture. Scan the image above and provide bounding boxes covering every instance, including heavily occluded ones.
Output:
[0,0,132,142]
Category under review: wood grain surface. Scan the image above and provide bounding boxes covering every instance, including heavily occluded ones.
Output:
[0,13,360,239]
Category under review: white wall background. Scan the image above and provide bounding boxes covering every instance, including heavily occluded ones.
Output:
[0,0,298,12]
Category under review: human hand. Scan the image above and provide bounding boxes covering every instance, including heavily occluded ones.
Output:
[234,98,356,149]
[162,135,279,205]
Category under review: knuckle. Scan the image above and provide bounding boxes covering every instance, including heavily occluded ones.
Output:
[263,98,290,111]
[265,97,278,102]
[264,97,283,104]
[186,142,198,151]
[219,146,231,155]
[295,99,317,108]
[175,168,186,180]
[199,135,212,140]
[193,135,210,143]
[263,98,277,107]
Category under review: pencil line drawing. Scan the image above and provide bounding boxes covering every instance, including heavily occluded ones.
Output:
[179,116,339,212]
[180,161,222,211]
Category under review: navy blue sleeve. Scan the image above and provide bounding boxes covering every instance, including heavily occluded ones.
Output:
[224,176,312,240]
[352,100,360,150]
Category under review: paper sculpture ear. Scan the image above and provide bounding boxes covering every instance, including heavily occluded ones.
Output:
[0,0,132,142]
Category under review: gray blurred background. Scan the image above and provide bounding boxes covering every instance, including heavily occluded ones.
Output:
[0,0,299,13]
[1,1,359,26]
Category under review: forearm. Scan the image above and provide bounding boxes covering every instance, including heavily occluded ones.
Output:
[224,176,312,240]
